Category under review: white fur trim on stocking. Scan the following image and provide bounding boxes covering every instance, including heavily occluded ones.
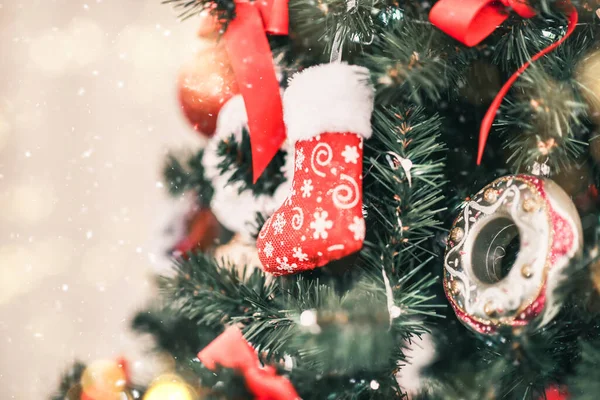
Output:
[283,63,374,142]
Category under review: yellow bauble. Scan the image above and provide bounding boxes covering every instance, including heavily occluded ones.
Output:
[81,360,127,400]
[144,375,197,400]
[590,135,600,165]
[576,49,600,124]
[591,259,600,295]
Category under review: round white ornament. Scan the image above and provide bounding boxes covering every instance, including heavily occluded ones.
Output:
[444,174,582,334]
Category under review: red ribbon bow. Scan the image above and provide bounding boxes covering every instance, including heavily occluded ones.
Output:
[429,0,578,165]
[198,326,301,400]
[223,0,288,182]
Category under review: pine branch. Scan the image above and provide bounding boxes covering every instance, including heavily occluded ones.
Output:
[490,20,598,174]
[163,0,235,24]
[362,21,463,104]
[51,362,86,400]
[216,130,288,197]
[416,359,510,400]
[491,15,569,72]
[160,251,441,387]
[421,324,574,400]
[288,0,378,56]
[290,371,405,400]
[569,340,600,400]
[185,359,252,399]
[498,67,587,173]
[279,270,438,374]
[159,253,280,330]
[163,150,214,207]
[132,304,220,360]
[362,106,447,263]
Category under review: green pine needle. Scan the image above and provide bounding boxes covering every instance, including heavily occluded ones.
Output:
[216,130,288,197]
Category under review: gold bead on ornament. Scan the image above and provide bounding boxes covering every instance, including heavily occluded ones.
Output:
[449,279,461,295]
[521,264,533,279]
[449,227,464,242]
[484,301,496,317]
[483,188,498,203]
[522,197,540,213]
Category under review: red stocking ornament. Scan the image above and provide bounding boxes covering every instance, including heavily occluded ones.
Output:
[256,63,374,275]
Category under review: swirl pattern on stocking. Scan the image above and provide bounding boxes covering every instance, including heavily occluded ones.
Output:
[256,133,366,275]
[332,174,360,210]
[311,142,333,177]
[291,207,304,230]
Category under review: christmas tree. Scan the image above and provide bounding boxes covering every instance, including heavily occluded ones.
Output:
[53,0,600,399]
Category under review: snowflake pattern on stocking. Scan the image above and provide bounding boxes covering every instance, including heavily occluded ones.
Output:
[276,256,297,273]
[257,133,366,275]
[348,216,366,241]
[301,179,314,198]
[341,145,360,164]
[310,211,333,239]
[292,247,308,262]
[263,242,274,258]
[273,213,286,235]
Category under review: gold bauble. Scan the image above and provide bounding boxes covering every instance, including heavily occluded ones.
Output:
[81,360,128,400]
[576,49,600,125]
[590,135,600,165]
[143,374,197,400]
[552,161,592,198]
[591,259,600,295]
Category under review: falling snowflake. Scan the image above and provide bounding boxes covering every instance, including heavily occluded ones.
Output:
[301,179,314,198]
[292,247,308,262]
[263,242,274,258]
[285,188,296,206]
[295,148,305,171]
[348,216,365,241]
[341,145,360,164]
[273,213,286,235]
[276,256,297,273]
[310,211,333,239]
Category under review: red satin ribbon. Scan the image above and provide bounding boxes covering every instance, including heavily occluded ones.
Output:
[198,326,300,400]
[429,0,578,165]
[430,0,536,47]
[223,0,288,182]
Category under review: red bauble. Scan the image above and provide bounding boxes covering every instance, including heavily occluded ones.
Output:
[171,207,220,256]
[178,43,238,137]
[540,386,569,400]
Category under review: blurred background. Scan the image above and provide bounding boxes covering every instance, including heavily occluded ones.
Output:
[0,1,203,398]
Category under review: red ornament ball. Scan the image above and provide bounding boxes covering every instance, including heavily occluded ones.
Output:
[171,207,220,256]
[540,386,569,400]
[178,43,238,137]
